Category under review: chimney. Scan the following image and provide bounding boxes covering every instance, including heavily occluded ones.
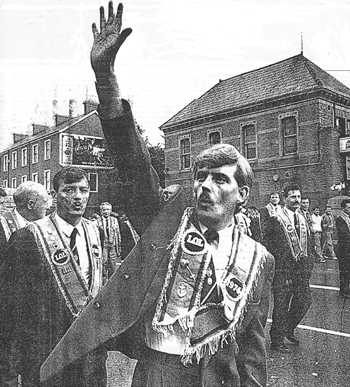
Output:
[55,114,70,126]
[69,99,77,118]
[83,99,98,115]
[13,133,29,144]
[32,124,49,135]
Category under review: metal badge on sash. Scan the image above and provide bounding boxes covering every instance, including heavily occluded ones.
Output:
[286,224,294,233]
[92,244,100,258]
[52,249,71,266]
[181,229,207,255]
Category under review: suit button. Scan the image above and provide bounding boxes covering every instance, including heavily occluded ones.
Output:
[123,273,130,280]
[94,301,101,309]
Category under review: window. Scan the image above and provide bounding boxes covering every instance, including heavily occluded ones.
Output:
[281,116,297,155]
[346,120,350,136]
[44,139,51,160]
[3,180,8,188]
[22,147,28,166]
[21,175,28,184]
[44,170,51,191]
[336,117,346,136]
[88,172,98,192]
[209,131,221,145]
[11,178,17,189]
[242,124,257,159]
[32,172,38,183]
[180,138,191,170]
[3,155,8,172]
[11,151,17,169]
[32,144,38,164]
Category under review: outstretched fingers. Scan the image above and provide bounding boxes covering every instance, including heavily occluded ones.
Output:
[100,6,106,32]
[115,3,123,32]
[92,22,99,40]
[107,1,114,24]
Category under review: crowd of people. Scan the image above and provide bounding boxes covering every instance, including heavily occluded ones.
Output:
[0,2,349,386]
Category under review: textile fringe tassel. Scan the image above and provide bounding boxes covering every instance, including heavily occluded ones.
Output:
[152,208,193,335]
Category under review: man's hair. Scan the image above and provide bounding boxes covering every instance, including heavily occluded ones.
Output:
[270,192,280,197]
[341,199,350,208]
[193,144,253,187]
[283,183,301,198]
[100,202,112,209]
[313,206,320,211]
[301,197,310,202]
[0,187,7,197]
[53,167,89,192]
[13,181,47,209]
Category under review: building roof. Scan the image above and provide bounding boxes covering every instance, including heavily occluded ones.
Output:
[0,111,97,154]
[161,53,350,129]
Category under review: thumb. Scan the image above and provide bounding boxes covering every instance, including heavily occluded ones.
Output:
[117,27,132,48]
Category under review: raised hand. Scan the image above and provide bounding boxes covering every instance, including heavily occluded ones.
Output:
[91,2,132,75]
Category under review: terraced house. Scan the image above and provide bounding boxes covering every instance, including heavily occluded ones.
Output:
[161,53,350,208]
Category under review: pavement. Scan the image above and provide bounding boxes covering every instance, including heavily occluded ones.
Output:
[105,259,348,386]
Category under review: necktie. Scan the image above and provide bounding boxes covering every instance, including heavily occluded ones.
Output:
[204,229,219,245]
[70,227,80,265]
[294,213,300,237]
[106,218,110,240]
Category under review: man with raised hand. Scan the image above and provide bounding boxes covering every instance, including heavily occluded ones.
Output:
[1,167,105,386]
[40,3,274,386]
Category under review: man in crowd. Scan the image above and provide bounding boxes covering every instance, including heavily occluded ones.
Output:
[1,167,106,386]
[335,199,350,298]
[298,197,313,231]
[311,207,324,263]
[0,181,49,255]
[96,201,138,280]
[263,183,313,352]
[260,192,282,239]
[321,206,337,260]
[0,187,7,213]
[40,3,275,386]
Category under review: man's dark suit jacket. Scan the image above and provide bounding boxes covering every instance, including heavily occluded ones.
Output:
[263,211,313,283]
[0,220,106,386]
[336,214,350,269]
[41,101,275,386]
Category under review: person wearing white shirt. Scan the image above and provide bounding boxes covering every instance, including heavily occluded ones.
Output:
[311,207,324,262]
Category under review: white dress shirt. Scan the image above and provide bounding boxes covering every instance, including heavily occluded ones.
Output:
[54,213,91,284]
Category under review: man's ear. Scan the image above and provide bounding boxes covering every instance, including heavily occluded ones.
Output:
[239,186,250,203]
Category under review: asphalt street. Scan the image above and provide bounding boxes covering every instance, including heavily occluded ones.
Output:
[105,260,348,387]
[267,259,350,387]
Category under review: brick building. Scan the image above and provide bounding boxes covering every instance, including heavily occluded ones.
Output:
[160,53,350,209]
[0,100,123,216]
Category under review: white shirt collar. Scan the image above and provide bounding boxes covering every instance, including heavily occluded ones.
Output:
[54,213,83,238]
[13,208,28,228]
[199,221,235,242]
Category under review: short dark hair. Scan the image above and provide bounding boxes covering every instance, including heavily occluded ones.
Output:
[193,144,253,188]
[270,192,280,197]
[341,199,350,208]
[53,167,89,192]
[0,188,7,197]
[283,183,301,198]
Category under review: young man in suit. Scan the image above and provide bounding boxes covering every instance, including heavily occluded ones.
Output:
[41,3,275,386]
[264,183,313,352]
[1,167,106,386]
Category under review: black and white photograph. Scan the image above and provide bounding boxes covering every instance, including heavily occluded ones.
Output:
[1,0,350,386]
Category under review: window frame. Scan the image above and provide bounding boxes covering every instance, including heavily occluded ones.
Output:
[32,143,39,164]
[208,130,222,145]
[44,139,51,160]
[32,172,39,183]
[11,151,17,169]
[88,172,98,193]
[44,169,51,191]
[21,147,28,167]
[241,121,258,160]
[3,154,8,172]
[179,136,191,171]
[279,112,298,156]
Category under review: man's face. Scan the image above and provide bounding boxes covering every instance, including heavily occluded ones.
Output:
[301,199,310,211]
[326,207,332,215]
[270,193,280,206]
[314,208,320,216]
[285,190,301,212]
[31,192,50,220]
[56,178,90,220]
[193,164,248,230]
[100,205,112,218]
[343,203,350,216]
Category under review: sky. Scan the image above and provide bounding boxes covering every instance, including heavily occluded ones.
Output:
[1,0,350,151]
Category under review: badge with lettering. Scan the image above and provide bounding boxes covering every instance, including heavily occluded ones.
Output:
[52,249,70,266]
[223,274,245,301]
[181,229,207,255]
[177,282,188,298]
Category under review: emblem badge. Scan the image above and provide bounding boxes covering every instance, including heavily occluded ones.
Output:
[181,229,207,255]
[286,224,294,233]
[92,244,100,257]
[223,274,245,301]
[177,282,188,298]
[52,249,70,266]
